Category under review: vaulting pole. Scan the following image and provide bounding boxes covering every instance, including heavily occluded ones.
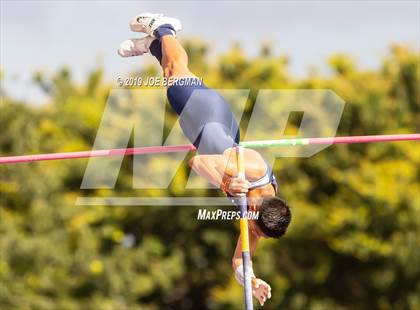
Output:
[236,146,254,310]
[0,134,419,164]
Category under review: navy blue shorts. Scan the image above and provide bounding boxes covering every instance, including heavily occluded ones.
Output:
[167,79,240,154]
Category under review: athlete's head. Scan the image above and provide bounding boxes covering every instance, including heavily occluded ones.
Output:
[249,197,291,239]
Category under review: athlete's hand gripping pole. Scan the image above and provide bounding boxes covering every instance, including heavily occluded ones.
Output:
[236,146,254,310]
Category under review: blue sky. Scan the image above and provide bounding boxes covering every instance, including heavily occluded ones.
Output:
[1,0,419,103]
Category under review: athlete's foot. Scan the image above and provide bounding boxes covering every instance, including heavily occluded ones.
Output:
[129,12,182,37]
[117,36,155,57]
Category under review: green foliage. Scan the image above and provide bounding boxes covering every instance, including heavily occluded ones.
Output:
[0,43,419,309]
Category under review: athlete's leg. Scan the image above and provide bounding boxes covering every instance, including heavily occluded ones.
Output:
[151,26,239,154]
[120,19,239,154]
[149,29,195,78]
[160,36,194,78]
[118,14,238,153]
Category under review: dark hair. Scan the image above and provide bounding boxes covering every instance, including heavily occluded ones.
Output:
[256,197,291,238]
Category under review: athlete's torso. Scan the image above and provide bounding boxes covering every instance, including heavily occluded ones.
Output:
[249,163,278,193]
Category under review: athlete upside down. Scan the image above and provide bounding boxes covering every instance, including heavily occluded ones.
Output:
[118,13,291,306]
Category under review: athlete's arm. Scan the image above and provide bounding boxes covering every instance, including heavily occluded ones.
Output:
[232,231,272,306]
[188,153,233,189]
[188,148,266,195]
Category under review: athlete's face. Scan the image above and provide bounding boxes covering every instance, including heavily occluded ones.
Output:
[247,202,268,238]
[249,220,268,239]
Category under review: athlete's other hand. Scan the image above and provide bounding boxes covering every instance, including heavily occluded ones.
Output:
[252,278,272,306]
[224,177,250,196]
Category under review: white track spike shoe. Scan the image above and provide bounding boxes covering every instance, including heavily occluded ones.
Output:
[117,36,155,57]
[129,12,182,37]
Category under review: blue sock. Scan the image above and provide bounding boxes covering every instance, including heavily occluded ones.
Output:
[149,39,163,63]
[153,24,176,41]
